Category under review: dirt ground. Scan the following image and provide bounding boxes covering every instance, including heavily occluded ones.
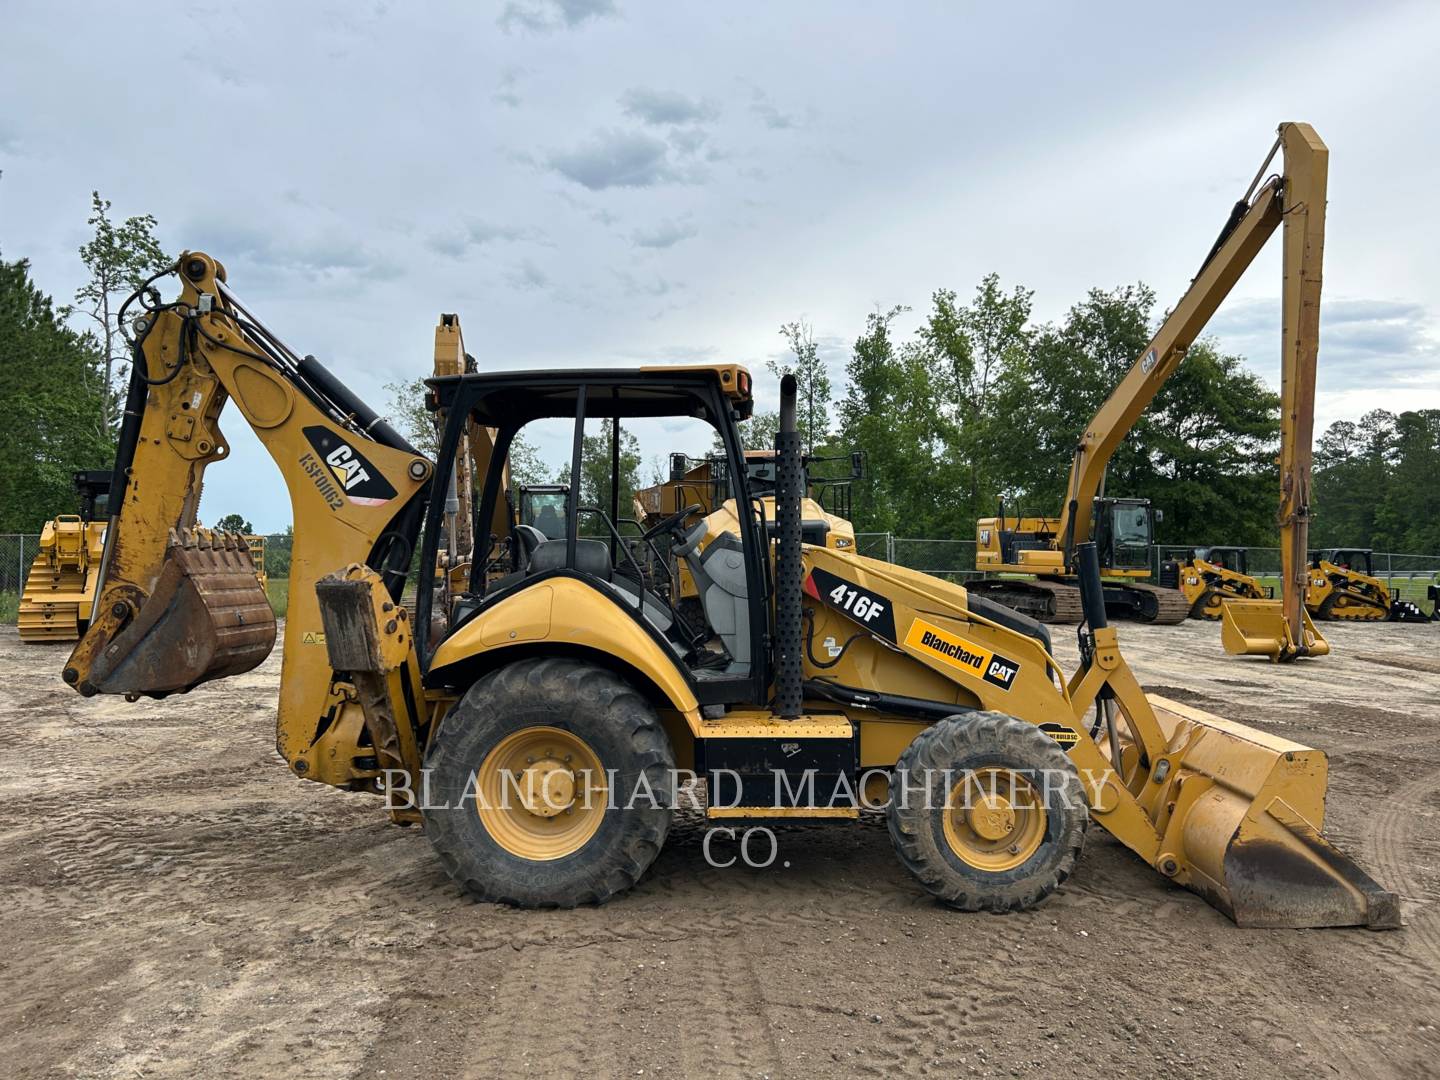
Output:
[3,619,1438,1080]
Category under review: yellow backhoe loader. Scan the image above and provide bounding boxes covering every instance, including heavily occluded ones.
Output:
[18,471,112,642]
[975,124,1330,666]
[1305,548,1430,622]
[1160,546,1269,621]
[60,233,1396,928]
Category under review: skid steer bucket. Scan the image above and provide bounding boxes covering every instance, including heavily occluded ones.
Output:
[1220,598,1329,661]
[1146,695,1398,928]
[73,529,275,696]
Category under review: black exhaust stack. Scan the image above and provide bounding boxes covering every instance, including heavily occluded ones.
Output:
[773,375,803,719]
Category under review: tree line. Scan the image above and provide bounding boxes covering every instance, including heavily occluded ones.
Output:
[3,205,1434,559]
[753,276,1437,555]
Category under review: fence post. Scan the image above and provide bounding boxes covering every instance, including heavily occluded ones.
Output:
[18,535,25,591]
[1386,551,1393,592]
[886,532,895,566]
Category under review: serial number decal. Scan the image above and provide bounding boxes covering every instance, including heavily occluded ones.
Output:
[904,617,1020,690]
[804,566,897,641]
[301,426,397,508]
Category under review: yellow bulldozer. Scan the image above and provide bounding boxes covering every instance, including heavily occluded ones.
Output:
[18,471,112,642]
[1160,546,1270,621]
[60,206,1397,927]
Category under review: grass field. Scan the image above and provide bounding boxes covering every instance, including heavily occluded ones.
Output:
[264,578,288,619]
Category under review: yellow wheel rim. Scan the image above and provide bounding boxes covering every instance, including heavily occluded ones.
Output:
[941,767,1047,872]
[475,726,607,861]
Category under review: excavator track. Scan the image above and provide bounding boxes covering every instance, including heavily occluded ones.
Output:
[966,578,1084,625]
[1119,581,1192,625]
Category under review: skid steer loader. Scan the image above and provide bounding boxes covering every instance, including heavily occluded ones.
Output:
[1305,549,1430,623]
[60,242,1396,928]
[1160,547,1269,621]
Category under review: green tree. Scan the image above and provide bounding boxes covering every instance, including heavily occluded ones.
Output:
[384,377,439,457]
[0,254,114,532]
[75,192,171,432]
[214,513,255,533]
[1377,409,1440,553]
[1312,410,1395,548]
[772,321,832,453]
[557,426,643,529]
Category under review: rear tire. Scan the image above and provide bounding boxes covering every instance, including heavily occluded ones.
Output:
[887,712,1087,912]
[423,657,675,907]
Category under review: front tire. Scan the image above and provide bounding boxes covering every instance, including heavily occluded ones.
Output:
[887,712,1088,912]
[423,657,675,907]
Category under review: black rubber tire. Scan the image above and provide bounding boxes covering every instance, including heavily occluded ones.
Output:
[887,712,1088,913]
[422,657,675,908]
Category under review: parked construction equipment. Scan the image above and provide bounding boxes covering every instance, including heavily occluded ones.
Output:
[975,124,1330,667]
[1161,546,1269,620]
[18,471,112,642]
[60,227,1397,927]
[1305,549,1430,622]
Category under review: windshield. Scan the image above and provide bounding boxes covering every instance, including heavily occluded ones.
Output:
[1111,505,1151,546]
[522,490,569,540]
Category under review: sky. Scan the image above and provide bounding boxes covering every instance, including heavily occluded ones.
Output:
[3,0,1438,531]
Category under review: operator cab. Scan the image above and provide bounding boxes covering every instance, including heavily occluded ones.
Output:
[417,366,769,707]
[1092,497,1158,571]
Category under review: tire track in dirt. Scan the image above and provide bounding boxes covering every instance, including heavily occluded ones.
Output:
[1366,765,1440,966]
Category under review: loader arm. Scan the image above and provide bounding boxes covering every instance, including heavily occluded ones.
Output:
[1055,124,1326,653]
[63,252,434,786]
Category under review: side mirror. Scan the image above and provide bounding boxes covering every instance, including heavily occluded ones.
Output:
[1154,509,1164,523]
[850,451,865,479]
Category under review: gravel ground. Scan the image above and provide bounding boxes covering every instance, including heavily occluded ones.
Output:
[2,618,1438,1078]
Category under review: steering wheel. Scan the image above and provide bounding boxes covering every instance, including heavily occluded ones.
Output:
[641,503,704,542]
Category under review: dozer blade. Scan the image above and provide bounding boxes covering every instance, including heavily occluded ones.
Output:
[1146,695,1399,929]
[1220,598,1329,661]
[72,529,275,696]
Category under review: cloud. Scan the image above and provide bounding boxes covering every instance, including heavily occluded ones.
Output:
[499,0,617,33]
[614,270,682,298]
[427,219,532,257]
[506,259,551,291]
[619,88,718,127]
[493,68,524,108]
[1210,296,1440,391]
[631,218,698,249]
[189,222,399,283]
[548,129,696,190]
[749,89,800,130]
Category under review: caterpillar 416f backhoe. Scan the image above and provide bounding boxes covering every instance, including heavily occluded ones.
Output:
[975,125,1331,664]
[63,168,1394,928]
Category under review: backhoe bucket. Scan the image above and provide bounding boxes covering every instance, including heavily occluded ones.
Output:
[1146,695,1398,928]
[73,530,275,696]
[1220,598,1329,661]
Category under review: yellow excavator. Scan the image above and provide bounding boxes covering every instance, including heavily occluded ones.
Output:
[60,217,1395,927]
[18,471,112,642]
[1160,546,1269,621]
[975,123,1330,666]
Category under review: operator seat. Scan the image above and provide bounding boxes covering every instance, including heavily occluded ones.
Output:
[673,522,751,674]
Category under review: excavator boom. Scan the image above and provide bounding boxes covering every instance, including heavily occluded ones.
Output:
[64,253,432,788]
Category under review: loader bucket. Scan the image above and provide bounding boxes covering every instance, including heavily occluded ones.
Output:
[72,529,275,696]
[1146,695,1399,929]
[1220,598,1329,661]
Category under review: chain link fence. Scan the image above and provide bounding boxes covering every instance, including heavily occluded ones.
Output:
[0,534,40,623]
